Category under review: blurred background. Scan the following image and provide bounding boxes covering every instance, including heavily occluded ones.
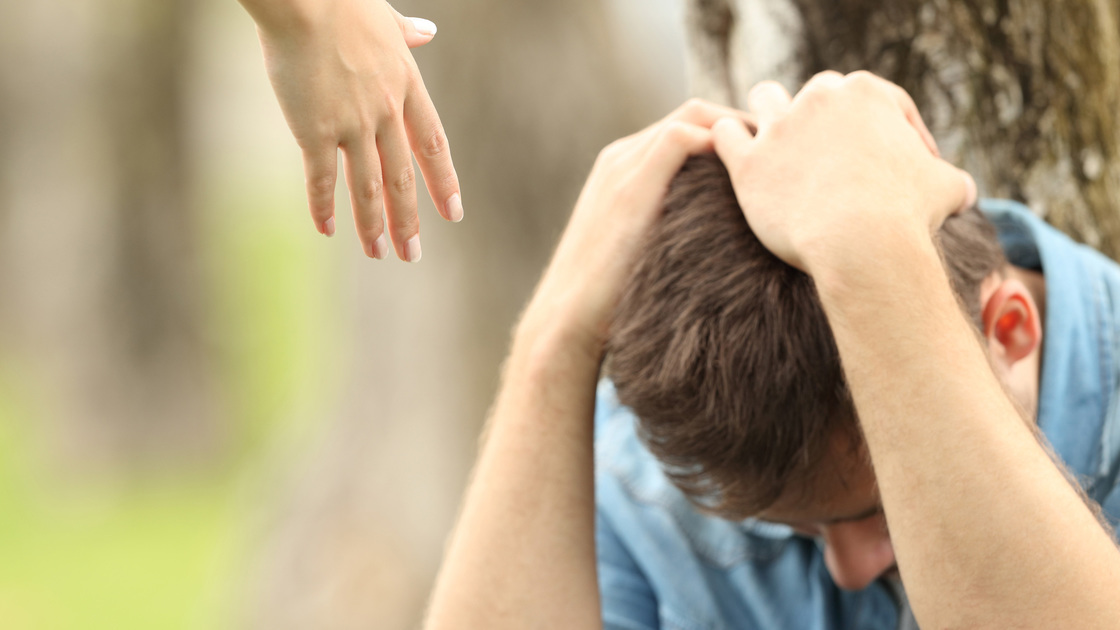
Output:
[0,0,688,627]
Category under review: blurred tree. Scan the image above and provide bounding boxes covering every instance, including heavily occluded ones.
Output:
[0,0,217,473]
[685,0,1120,257]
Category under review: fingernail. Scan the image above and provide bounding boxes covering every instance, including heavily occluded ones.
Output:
[446,193,464,223]
[372,234,388,260]
[405,235,422,262]
[409,17,437,36]
[324,217,335,237]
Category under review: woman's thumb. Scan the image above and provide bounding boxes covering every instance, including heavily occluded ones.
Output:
[392,7,438,48]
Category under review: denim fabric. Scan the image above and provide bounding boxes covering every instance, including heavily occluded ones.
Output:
[594,199,1120,629]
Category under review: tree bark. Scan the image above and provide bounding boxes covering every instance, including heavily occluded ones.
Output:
[684,0,1120,258]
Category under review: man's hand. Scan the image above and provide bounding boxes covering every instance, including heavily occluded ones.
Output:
[423,99,752,630]
[524,99,754,346]
[711,71,976,279]
[710,72,1120,629]
[242,0,461,261]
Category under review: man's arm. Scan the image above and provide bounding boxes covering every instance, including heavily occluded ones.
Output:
[422,100,750,629]
[715,71,1120,628]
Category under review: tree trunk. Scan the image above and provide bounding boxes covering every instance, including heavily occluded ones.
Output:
[0,0,216,475]
[684,0,1120,257]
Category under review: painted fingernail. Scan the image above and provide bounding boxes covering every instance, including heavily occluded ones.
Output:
[405,235,422,262]
[372,234,389,260]
[323,217,336,237]
[409,17,437,36]
[446,193,464,223]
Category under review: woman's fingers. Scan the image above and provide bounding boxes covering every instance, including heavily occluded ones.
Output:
[302,144,339,237]
[406,84,463,223]
[341,137,390,259]
[378,121,422,262]
[388,5,438,49]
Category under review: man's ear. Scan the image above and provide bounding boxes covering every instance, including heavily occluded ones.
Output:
[980,278,1042,364]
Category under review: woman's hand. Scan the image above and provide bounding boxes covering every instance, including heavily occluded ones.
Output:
[522,99,755,347]
[711,71,976,278]
[242,0,461,261]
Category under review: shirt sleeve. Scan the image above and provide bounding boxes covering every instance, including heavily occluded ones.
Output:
[596,509,660,630]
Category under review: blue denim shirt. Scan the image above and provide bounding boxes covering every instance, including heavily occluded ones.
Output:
[594,199,1120,629]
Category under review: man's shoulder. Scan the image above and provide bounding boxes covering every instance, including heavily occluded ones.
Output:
[980,198,1120,279]
[981,199,1120,522]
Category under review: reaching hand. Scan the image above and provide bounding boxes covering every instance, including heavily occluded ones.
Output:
[244,0,461,261]
[711,71,977,277]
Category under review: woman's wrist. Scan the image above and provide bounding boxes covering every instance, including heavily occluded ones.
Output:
[238,0,323,37]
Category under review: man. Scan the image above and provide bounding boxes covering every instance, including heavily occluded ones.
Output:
[596,152,1119,627]
[422,73,1120,629]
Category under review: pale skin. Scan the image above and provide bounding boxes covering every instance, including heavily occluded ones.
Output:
[238,0,462,262]
[424,72,1120,629]
[756,265,1047,592]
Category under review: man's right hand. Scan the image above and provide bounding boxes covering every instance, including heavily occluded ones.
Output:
[711,71,976,282]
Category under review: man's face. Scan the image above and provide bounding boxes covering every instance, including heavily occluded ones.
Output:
[748,269,1046,592]
[753,436,896,591]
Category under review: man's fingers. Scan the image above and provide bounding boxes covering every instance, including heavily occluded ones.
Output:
[929,163,978,227]
[840,71,939,158]
[800,70,844,93]
[341,139,389,259]
[302,145,339,236]
[644,121,715,179]
[405,87,462,223]
[711,117,756,175]
[888,82,940,158]
[378,122,422,262]
[746,81,792,129]
[661,98,758,132]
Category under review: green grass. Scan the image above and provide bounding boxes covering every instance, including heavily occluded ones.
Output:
[0,187,335,629]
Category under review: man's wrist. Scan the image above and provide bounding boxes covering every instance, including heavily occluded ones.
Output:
[513,298,606,372]
[806,222,944,307]
[239,0,321,36]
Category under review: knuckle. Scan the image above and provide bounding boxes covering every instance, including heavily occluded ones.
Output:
[659,121,691,145]
[392,167,416,195]
[355,177,384,206]
[846,70,880,90]
[379,93,403,121]
[420,127,449,159]
[436,171,459,193]
[391,214,420,238]
[598,140,624,164]
[307,174,336,198]
[680,97,707,117]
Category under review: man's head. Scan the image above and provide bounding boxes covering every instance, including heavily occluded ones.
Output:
[605,154,1044,590]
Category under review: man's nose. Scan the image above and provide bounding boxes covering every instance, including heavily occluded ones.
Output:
[820,517,896,591]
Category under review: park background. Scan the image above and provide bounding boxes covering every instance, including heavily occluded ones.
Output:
[0,0,688,627]
[7,0,1120,627]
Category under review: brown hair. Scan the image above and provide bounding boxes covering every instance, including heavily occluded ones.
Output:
[605,153,1006,518]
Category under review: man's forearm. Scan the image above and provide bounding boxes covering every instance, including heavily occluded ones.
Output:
[422,307,603,630]
[814,232,1120,628]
